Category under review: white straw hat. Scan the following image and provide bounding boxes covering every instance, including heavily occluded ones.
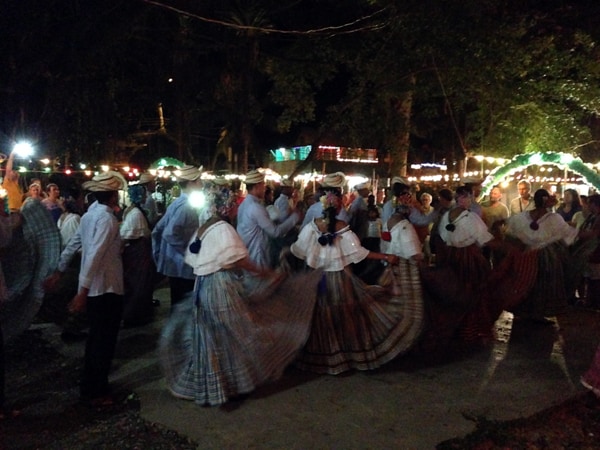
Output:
[82,171,127,192]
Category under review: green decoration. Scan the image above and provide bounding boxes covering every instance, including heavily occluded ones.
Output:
[482,152,600,196]
[149,157,185,170]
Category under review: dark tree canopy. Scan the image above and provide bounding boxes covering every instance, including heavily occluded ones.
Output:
[1,0,599,174]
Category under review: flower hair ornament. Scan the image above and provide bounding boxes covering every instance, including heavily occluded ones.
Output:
[320,191,341,211]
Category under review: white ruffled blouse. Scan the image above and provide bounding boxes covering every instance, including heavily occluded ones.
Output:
[506,210,578,249]
[184,220,249,276]
[387,219,422,260]
[290,221,369,271]
[439,208,493,248]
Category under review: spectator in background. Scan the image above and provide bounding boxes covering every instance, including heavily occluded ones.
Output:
[510,180,535,215]
[572,195,589,230]
[481,186,510,235]
[1,150,24,212]
[556,188,582,225]
[41,183,64,223]
[138,172,159,228]
[23,181,42,205]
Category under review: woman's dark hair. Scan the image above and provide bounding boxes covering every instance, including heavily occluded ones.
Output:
[392,182,410,197]
[455,185,471,199]
[564,188,582,207]
[533,189,550,208]
[323,191,342,234]
[438,188,453,202]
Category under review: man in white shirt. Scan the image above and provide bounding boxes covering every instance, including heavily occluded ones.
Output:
[70,171,126,405]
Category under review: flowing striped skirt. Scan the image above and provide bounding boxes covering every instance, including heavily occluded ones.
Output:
[159,269,320,406]
[295,261,424,375]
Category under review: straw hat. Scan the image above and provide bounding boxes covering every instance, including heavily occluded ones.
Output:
[461,176,483,185]
[244,169,265,185]
[82,171,127,192]
[176,165,202,182]
[212,176,230,186]
[138,172,156,184]
[354,181,371,191]
[322,172,346,188]
[391,176,410,186]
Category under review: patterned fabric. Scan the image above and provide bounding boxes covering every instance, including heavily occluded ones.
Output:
[0,199,60,341]
[295,265,424,374]
[291,219,424,374]
[421,243,494,343]
[159,269,321,405]
[505,211,583,319]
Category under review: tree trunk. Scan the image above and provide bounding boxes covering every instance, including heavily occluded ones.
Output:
[389,74,415,177]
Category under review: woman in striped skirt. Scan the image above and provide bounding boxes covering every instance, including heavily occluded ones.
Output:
[289,190,424,375]
[158,190,321,406]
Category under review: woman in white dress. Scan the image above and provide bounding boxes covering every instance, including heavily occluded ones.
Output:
[429,186,496,342]
[503,189,592,322]
[159,191,321,405]
[290,191,425,375]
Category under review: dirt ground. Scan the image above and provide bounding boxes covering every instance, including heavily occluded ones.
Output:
[2,287,600,449]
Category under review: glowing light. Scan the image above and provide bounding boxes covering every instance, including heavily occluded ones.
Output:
[84,170,92,176]
[528,154,543,165]
[101,165,109,172]
[65,169,72,175]
[40,158,50,165]
[188,190,205,209]
[13,142,33,158]
[79,163,87,170]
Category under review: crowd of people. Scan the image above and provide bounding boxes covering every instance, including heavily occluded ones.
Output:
[1,148,600,412]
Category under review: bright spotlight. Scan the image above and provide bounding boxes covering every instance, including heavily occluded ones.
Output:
[13,142,33,158]
[188,191,206,209]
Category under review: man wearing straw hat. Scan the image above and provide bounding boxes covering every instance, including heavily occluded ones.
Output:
[70,171,126,406]
[273,178,295,223]
[237,169,301,269]
[138,172,159,227]
[152,165,202,310]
